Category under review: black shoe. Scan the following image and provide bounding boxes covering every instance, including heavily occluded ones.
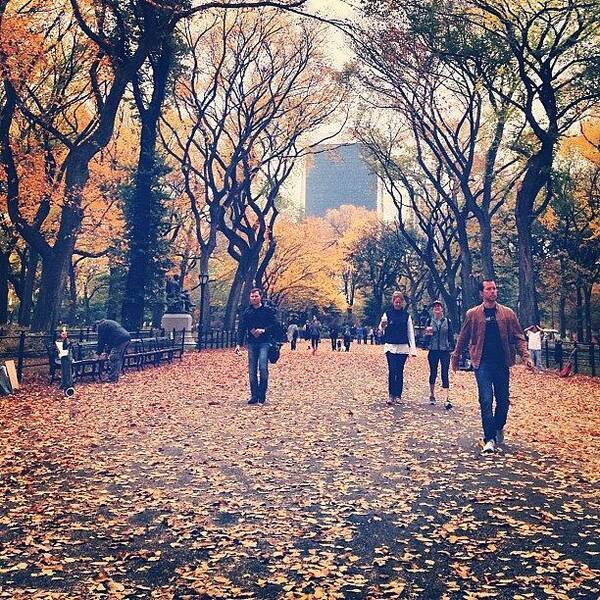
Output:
[248,398,259,405]
[258,397,266,404]
[445,400,452,410]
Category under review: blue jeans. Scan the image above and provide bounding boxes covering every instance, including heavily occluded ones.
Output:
[531,349,543,371]
[474,361,510,443]
[247,343,270,401]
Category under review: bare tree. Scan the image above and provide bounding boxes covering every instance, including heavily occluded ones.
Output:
[352,8,524,311]
[360,127,464,324]
[0,0,310,331]
[163,9,345,329]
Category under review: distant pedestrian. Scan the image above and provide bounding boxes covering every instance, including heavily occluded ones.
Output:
[362,325,368,345]
[330,324,339,351]
[524,324,544,372]
[424,301,454,409]
[343,327,352,352]
[451,280,533,454]
[303,321,311,350]
[367,326,374,344]
[287,322,299,351]
[96,319,131,382]
[308,317,321,355]
[378,291,417,406]
[235,288,280,405]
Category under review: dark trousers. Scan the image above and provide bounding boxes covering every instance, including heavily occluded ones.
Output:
[291,334,298,350]
[248,342,270,401]
[107,341,129,382]
[428,350,450,388]
[331,337,337,351]
[344,340,351,351]
[310,336,319,350]
[474,361,510,442]
[385,352,408,398]
[60,355,74,389]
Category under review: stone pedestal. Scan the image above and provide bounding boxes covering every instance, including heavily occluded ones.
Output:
[161,313,195,348]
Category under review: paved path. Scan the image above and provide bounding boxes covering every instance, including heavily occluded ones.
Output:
[1,345,599,599]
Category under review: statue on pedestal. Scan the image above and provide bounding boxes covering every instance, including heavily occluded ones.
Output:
[166,275,194,314]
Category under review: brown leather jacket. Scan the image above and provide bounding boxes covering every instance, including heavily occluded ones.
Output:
[451,303,530,370]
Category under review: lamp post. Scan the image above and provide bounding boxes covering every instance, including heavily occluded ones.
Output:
[197,272,209,350]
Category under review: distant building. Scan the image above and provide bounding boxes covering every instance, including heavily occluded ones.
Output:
[278,142,412,225]
[305,144,378,216]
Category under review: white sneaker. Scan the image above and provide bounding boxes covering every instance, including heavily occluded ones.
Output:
[496,429,504,445]
[482,440,496,454]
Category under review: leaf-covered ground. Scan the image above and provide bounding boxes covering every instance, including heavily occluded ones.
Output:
[1,345,599,599]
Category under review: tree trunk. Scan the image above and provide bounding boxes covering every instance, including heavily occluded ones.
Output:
[575,283,584,342]
[240,254,260,305]
[515,142,554,326]
[0,253,9,324]
[151,301,164,329]
[121,39,173,331]
[459,267,478,313]
[67,261,77,325]
[84,293,91,325]
[559,293,567,339]
[255,238,276,290]
[198,253,211,331]
[106,264,123,321]
[479,218,496,281]
[18,249,39,326]
[583,284,592,343]
[456,223,477,310]
[31,252,63,331]
[515,211,539,327]
[224,261,249,330]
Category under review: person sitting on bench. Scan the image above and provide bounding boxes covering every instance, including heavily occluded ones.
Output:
[55,327,75,395]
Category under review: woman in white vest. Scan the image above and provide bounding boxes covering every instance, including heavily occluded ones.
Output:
[378,291,417,405]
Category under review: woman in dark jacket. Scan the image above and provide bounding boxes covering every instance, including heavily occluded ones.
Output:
[425,301,454,409]
[378,291,417,405]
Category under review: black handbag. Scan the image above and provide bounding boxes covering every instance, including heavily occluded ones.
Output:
[268,342,282,364]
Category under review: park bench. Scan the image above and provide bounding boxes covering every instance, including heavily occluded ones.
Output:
[47,342,107,383]
[48,334,184,383]
[125,338,164,370]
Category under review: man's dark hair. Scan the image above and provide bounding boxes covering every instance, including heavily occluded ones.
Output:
[478,279,496,292]
[250,287,262,296]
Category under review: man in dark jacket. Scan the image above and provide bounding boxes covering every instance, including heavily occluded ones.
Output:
[235,288,279,405]
[96,319,131,382]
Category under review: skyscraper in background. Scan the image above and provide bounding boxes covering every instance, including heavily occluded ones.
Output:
[279,142,401,223]
[305,144,378,216]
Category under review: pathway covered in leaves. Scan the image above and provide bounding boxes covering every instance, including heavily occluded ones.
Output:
[1,345,599,599]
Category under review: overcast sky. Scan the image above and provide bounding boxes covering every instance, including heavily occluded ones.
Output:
[306,0,357,66]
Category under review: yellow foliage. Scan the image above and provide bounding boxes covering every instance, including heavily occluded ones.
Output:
[267,216,346,310]
[539,206,559,231]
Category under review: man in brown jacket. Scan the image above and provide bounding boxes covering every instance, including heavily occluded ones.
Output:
[452,280,533,454]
